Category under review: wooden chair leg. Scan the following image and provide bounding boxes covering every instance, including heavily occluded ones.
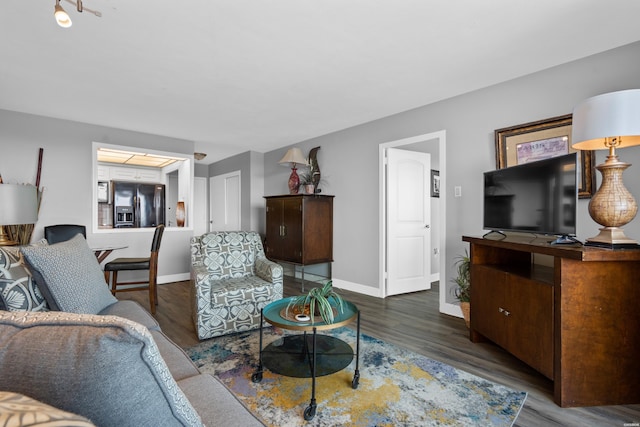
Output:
[149,272,156,314]
[111,271,119,295]
[104,271,110,288]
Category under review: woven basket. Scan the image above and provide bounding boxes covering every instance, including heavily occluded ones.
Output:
[460,302,470,329]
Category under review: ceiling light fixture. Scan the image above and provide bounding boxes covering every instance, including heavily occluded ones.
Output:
[54,0,72,28]
[54,0,102,28]
[194,152,207,161]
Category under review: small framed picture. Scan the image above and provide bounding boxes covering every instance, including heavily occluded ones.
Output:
[430,170,440,198]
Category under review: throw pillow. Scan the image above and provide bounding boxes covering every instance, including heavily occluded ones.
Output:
[0,391,96,427]
[0,243,49,312]
[0,311,203,427]
[20,234,117,314]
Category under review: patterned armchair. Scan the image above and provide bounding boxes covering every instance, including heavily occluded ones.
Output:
[190,231,283,340]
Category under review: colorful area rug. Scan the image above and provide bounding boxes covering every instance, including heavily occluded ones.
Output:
[187,327,527,427]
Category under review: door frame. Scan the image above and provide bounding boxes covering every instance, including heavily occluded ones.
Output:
[379,130,460,317]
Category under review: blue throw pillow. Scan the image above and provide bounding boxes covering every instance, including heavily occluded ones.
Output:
[20,234,117,314]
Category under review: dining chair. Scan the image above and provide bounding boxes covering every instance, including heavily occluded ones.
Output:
[103,225,164,314]
[44,224,87,244]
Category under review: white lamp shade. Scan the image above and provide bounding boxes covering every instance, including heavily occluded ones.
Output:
[572,89,640,150]
[278,147,308,166]
[0,184,38,225]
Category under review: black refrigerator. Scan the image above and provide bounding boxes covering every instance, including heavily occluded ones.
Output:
[112,181,165,228]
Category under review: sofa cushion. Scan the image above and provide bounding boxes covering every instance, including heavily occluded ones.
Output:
[178,374,264,427]
[98,300,160,331]
[0,247,48,312]
[20,234,117,314]
[150,329,201,381]
[0,391,96,426]
[0,310,203,427]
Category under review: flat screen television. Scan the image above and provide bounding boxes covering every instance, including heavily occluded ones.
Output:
[483,153,578,242]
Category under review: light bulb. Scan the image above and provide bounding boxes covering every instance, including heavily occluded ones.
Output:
[54,2,72,28]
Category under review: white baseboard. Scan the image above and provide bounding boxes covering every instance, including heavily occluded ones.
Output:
[331,278,384,298]
[441,300,462,318]
[158,272,190,284]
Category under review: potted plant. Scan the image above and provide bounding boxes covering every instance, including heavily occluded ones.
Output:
[286,281,345,324]
[298,171,316,194]
[452,249,471,328]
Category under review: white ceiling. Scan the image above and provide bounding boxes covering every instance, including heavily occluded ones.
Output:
[2,1,640,164]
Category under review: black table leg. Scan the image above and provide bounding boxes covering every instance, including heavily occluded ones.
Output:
[251,309,264,383]
[352,310,361,389]
[304,327,318,420]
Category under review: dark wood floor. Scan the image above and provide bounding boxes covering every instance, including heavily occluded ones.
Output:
[119,278,640,427]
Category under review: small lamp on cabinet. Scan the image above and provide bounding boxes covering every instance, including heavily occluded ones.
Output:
[278,147,308,194]
[571,89,640,248]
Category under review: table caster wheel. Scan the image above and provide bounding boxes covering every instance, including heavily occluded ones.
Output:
[303,404,317,421]
[352,373,360,389]
[251,372,263,383]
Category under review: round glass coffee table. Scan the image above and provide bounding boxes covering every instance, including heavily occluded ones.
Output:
[251,296,361,421]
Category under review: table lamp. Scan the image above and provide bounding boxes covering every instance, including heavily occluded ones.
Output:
[0,184,38,246]
[278,147,308,194]
[572,89,640,248]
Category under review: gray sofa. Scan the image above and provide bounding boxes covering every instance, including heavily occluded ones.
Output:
[0,234,263,427]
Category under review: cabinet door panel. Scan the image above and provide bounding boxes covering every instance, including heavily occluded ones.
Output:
[265,199,283,259]
[279,198,303,262]
[301,197,333,264]
[471,265,506,347]
[506,277,554,378]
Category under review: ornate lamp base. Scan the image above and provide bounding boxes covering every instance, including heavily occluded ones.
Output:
[585,154,639,249]
[0,226,18,246]
[288,167,300,194]
[585,227,639,249]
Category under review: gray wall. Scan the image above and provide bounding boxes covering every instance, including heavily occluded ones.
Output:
[263,41,640,302]
[3,41,640,300]
[0,110,196,282]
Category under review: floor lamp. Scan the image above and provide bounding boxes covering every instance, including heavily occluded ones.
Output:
[0,184,38,246]
[572,89,640,248]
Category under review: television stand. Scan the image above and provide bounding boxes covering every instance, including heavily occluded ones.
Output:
[549,235,582,245]
[463,235,640,407]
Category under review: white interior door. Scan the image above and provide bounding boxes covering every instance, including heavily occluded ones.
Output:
[209,171,241,231]
[386,148,431,296]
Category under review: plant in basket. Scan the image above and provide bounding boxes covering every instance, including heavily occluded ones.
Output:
[452,249,471,328]
[286,280,345,324]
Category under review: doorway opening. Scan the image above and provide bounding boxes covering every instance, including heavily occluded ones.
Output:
[379,130,458,316]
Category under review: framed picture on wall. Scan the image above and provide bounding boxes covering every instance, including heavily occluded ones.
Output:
[430,170,440,198]
[494,114,595,198]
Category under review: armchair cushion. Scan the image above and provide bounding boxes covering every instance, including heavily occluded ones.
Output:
[20,234,117,314]
[199,232,255,279]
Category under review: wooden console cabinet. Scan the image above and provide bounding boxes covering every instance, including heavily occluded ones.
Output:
[264,195,333,266]
[463,235,640,407]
